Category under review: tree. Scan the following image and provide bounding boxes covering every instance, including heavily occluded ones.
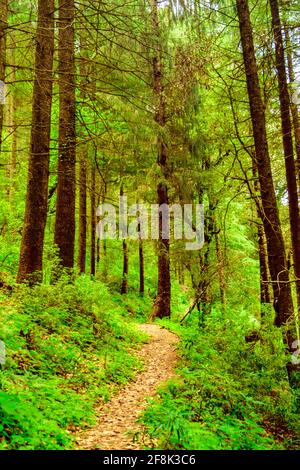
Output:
[269,0,300,314]
[17,0,55,284]
[78,150,87,274]
[90,159,96,277]
[120,185,128,294]
[77,38,88,274]
[54,0,76,269]
[284,25,300,188]
[138,221,144,296]
[236,0,296,372]
[150,0,171,319]
[0,0,7,150]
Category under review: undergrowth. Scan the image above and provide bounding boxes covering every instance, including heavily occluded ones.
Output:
[139,308,300,450]
[0,276,149,449]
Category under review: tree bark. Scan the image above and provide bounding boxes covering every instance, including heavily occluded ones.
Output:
[54,0,76,269]
[0,0,7,150]
[253,162,271,306]
[138,220,144,295]
[121,239,128,294]
[120,185,128,294]
[77,38,88,274]
[236,0,295,363]
[8,68,17,203]
[17,0,54,284]
[269,0,300,315]
[150,0,171,319]
[78,152,87,273]
[215,226,226,307]
[284,25,300,188]
[90,161,96,277]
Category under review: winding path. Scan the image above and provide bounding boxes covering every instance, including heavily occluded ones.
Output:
[76,324,178,450]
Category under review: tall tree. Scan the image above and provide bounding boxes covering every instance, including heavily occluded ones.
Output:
[284,25,300,188]
[54,0,76,269]
[78,151,87,273]
[77,45,88,274]
[236,0,295,367]
[139,227,144,296]
[269,0,300,314]
[120,185,128,294]
[17,0,55,284]
[150,0,171,319]
[90,160,96,277]
[252,162,271,306]
[8,44,17,203]
[0,0,7,150]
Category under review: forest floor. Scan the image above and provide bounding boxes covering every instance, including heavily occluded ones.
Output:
[76,323,179,450]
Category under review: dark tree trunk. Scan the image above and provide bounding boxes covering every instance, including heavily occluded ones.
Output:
[8,54,17,203]
[78,152,87,274]
[90,162,96,277]
[78,38,88,274]
[54,0,76,269]
[215,226,226,307]
[284,25,300,188]
[139,224,144,295]
[269,0,300,315]
[150,0,170,319]
[253,162,271,306]
[17,0,54,284]
[121,240,128,294]
[153,184,171,318]
[0,0,7,150]
[120,185,128,294]
[236,1,296,374]
[96,238,100,264]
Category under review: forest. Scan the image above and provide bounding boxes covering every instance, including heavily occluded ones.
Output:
[0,0,299,452]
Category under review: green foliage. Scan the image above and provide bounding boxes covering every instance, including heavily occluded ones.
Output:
[140,312,299,450]
[0,277,146,449]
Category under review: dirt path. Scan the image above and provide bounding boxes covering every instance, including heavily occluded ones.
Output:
[76,324,178,450]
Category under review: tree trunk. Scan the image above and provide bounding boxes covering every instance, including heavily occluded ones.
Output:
[90,161,96,277]
[0,0,7,150]
[150,0,171,319]
[253,161,271,306]
[17,0,54,284]
[138,221,144,295]
[77,38,88,274]
[236,0,296,378]
[8,73,17,203]
[284,25,300,188]
[215,226,226,307]
[120,184,128,294]
[96,238,100,264]
[269,0,300,316]
[54,0,76,269]
[78,152,87,273]
[121,240,128,294]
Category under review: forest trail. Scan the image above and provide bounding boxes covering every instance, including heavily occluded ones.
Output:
[76,324,179,450]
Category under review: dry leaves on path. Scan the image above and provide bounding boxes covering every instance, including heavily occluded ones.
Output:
[76,323,179,450]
